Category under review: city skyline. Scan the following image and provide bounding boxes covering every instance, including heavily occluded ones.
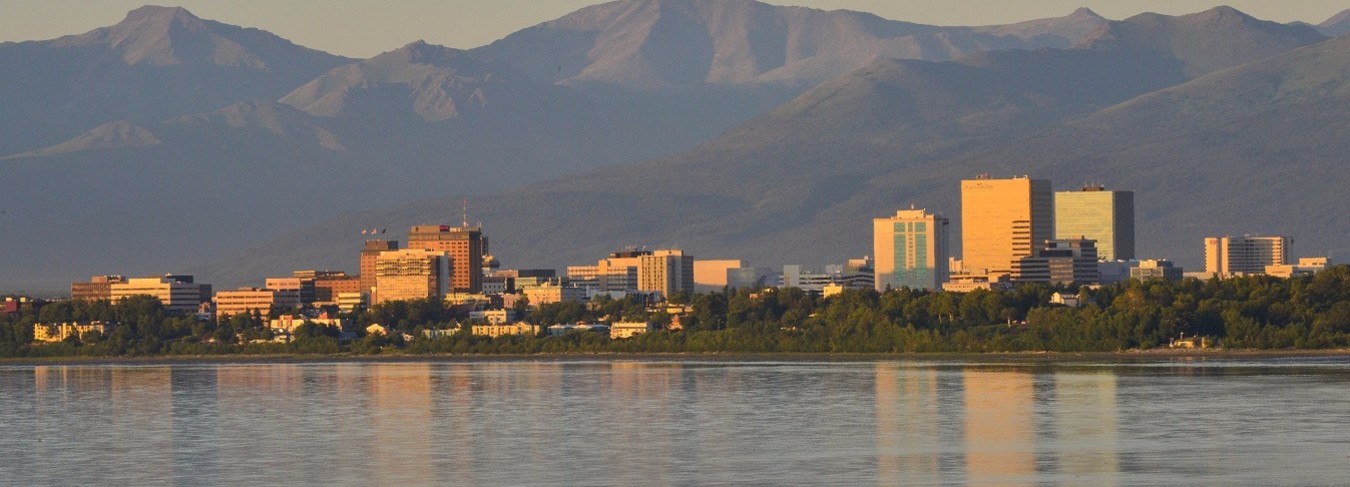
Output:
[0,0,1344,57]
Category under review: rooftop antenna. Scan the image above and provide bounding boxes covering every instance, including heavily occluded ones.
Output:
[462,199,468,228]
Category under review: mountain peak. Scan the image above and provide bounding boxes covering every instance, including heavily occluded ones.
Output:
[1191,5,1256,23]
[122,5,202,24]
[1071,7,1103,19]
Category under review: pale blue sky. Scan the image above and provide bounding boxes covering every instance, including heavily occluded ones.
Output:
[1,0,1344,58]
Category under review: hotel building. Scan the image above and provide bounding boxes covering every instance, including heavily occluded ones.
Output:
[1055,186,1135,261]
[1204,235,1290,277]
[873,208,949,291]
[961,175,1054,278]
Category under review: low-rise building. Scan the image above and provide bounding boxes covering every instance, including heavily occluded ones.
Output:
[214,288,278,318]
[269,312,349,334]
[469,309,518,324]
[1131,259,1184,281]
[547,322,609,336]
[473,322,538,338]
[71,275,126,301]
[610,321,657,339]
[1265,257,1332,279]
[524,283,587,306]
[33,322,111,343]
[336,292,368,313]
[111,275,208,313]
[942,273,1012,293]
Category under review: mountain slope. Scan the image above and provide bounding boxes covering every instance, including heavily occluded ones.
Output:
[0,6,351,155]
[1079,6,1325,78]
[200,11,1349,285]
[475,0,1106,89]
[1321,9,1350,37]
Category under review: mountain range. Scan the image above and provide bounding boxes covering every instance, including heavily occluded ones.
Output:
[1,1,1347,293]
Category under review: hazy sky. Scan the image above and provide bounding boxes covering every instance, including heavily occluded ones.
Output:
[2,0,1345,58]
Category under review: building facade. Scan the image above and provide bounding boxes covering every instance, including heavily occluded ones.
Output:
[873,208,949,291]
[214,288,279,318]
[407,225,484,293]
[1131,259,1184,281]
[359,239,399,293]
[33,322,110,343]
[1054,186,1135,261]
[1012,239,1100,285]
[1204,236,1290,277]
[110,276,207,313]
[961,175,1054,278]
[71,275,127,301]
[374,249,451,304]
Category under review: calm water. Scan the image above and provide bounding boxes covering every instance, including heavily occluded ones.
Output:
[1,358,1348,486]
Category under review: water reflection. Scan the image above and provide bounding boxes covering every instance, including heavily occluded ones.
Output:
[963,369,1037,486]
[1,360,1347,485]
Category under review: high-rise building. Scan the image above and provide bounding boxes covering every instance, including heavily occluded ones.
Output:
[293,270,361,303]
[71,275,127,301]
[374,249,451,304]
[1204,235,1289,278]
[407,225,484,293]
[264,277,314,308]
[961,175,1054,278]
[639,250,695,299]
[1012,239,1100,285]
[874,208,950,291]
[1055,186,1135,261]
[110,275,208,313]
[360,240,399,293]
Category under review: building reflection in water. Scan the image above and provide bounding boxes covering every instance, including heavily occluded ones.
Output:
[372,363,433,487]
[874,362,942,486]
[963,369,1036,486]
[1053,371,1120,485]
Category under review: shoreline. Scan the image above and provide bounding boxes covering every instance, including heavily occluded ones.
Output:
[3,348,1350,366]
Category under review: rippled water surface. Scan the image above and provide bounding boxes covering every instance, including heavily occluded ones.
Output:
[2,358,1348,486]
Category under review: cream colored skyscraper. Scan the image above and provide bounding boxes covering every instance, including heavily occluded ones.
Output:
[873,208,949,291]
[374,249,451,304]
[1204,235,1289,277]
[960,175,1054,278]
[1055,186,1135,261]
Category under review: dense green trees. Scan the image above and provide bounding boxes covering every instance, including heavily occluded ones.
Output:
[3,266,1349,358]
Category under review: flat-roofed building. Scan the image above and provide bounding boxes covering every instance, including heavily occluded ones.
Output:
[1205,235,1290,278]
[336,292,368,313]
[294,270,361,303]
[1012,239,1099,285]
[1131,259,1183,281]
[33,321,111,343]
[610,321,657,339]
[359,239,398,293]
[1055,186,1135,261]
[523,282,587,306]
[407,224,484,294]
[472,322,538,338]
[694,259,744,291]
[961,175,1053,278]
[639,250,695,299]
[874,208,950,291]
[214,288,279,318]
[269,312,348,333]
[71,275,127,301]
[111,276,207,313]
[374,249,451,304]
[1266,257,1331,278]
[264,277,313,309]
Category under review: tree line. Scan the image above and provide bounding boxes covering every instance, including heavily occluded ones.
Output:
[2,265,1348,357]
